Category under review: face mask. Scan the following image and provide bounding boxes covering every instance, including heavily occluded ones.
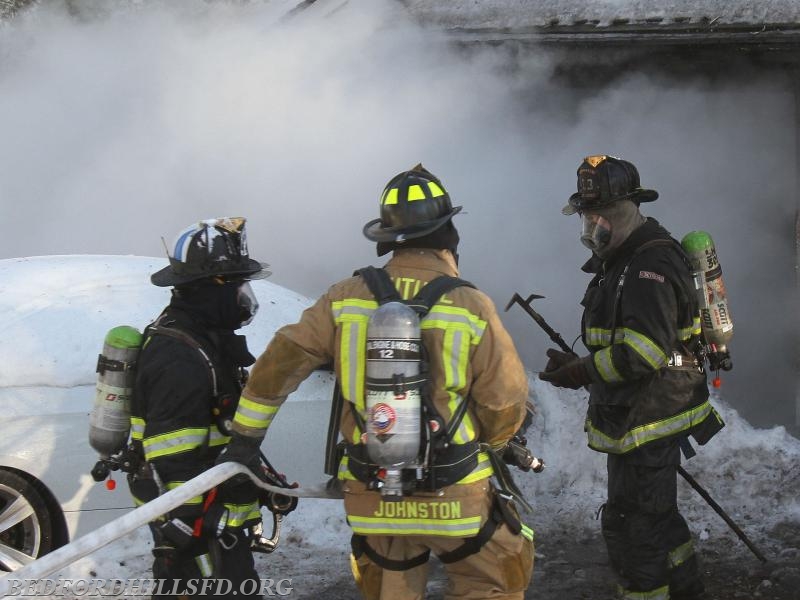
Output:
[237,281,259,327]
[580,213,612,253]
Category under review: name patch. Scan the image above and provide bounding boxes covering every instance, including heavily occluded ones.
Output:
[639,270,665,283]
[373,500,462,519]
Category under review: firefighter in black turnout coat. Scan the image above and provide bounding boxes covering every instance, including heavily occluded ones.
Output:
[127,217,269,598]
[538,156,724,600]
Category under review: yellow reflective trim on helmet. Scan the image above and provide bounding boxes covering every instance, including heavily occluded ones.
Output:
[383,188,399,205]
[407,184,426,201]
[428,181,445,197]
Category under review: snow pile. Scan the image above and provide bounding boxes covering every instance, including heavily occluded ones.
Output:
[522,379,800,544]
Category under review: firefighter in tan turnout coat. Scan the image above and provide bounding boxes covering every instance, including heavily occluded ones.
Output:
[218,164,534,599]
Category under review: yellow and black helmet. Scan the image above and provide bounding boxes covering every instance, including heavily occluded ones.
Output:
[363,164,462,243]
[563,155,658,215]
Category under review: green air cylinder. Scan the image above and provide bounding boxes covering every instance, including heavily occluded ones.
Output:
[88,326,143,458]
[681,231,734,348]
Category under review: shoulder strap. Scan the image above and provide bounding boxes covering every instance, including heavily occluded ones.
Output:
[356,265,475,317]
[148,323,219,397]
[407,275,475,317]
[355,266,400,305]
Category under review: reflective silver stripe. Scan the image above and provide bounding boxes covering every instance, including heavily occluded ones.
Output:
[142,427,208,460]
[130,418,145,441]
[331,300,377,320]
[585,327,624,346]
[194,553,213,578]
[447,329,465,389]
[224,503,261,528]
[678,317,702,341]
[423,306,486,342]
[586,401,715,454]
[594,347,624,383]
[669,539,695,567]
[348,516,482,537]
[234,397,278,430]
[456,451,493,483]
[208,427,230,447]
[621,328,668,370]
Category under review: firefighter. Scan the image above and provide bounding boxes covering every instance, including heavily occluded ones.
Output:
[128,217,269,598]
[218,165,534,599]
[538,155,724,600]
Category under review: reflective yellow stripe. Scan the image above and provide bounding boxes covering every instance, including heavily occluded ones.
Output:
[332,299,376,411]
[618,584,670,599]
[208,426,230,447]
[520,524,534,542]
[422,305,486,342]
[130,417,145,441]
[337,456,359,481]
[586,401,716,453]
[142,427,207,460]
[622,328,668,370]
[594,347,624,383]
[443,326,475,444]
[669,539,695,568]
[224,502,261,528]
[195,553,213,577]
[456,451,493,484]
[234,396,279,431]
[428,182,445,197]
[678,317,702,341]
[588,327,667,377]
[164,481,203,505]
[382,188,398,205]
[407,184,426,201]
[348,515,482,537]
[585,327,624,346]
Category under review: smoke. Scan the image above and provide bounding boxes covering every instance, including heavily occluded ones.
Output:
[0,0,796,431]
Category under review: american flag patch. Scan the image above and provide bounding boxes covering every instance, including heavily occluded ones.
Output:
[639,270,665,283]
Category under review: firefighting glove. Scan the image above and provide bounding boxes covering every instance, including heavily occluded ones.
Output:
[541,348,576,373]
[538,349,596,390]
[216,433,262,470]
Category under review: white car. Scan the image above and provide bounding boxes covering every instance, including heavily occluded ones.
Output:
[0,255,333,572]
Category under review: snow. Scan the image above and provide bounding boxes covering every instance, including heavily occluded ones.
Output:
[2,255,799,598]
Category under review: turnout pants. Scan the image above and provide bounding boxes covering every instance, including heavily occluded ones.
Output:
[602,452,704,599]
[150,526,261,599]
[350,521,533,600]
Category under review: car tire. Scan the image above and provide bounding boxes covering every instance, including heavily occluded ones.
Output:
[0,469,55,571]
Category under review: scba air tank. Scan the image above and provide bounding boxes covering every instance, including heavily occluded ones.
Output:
[365,301,423,496]
[89,326,143,458]
[681,231,734,350]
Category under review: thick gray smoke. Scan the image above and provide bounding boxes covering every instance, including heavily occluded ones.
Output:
[0,0,795,431]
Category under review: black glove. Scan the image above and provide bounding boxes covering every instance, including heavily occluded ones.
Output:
[538,350,595,389]
[541,348,576,373]
[216,433,262,469]
[502,436,544,473]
